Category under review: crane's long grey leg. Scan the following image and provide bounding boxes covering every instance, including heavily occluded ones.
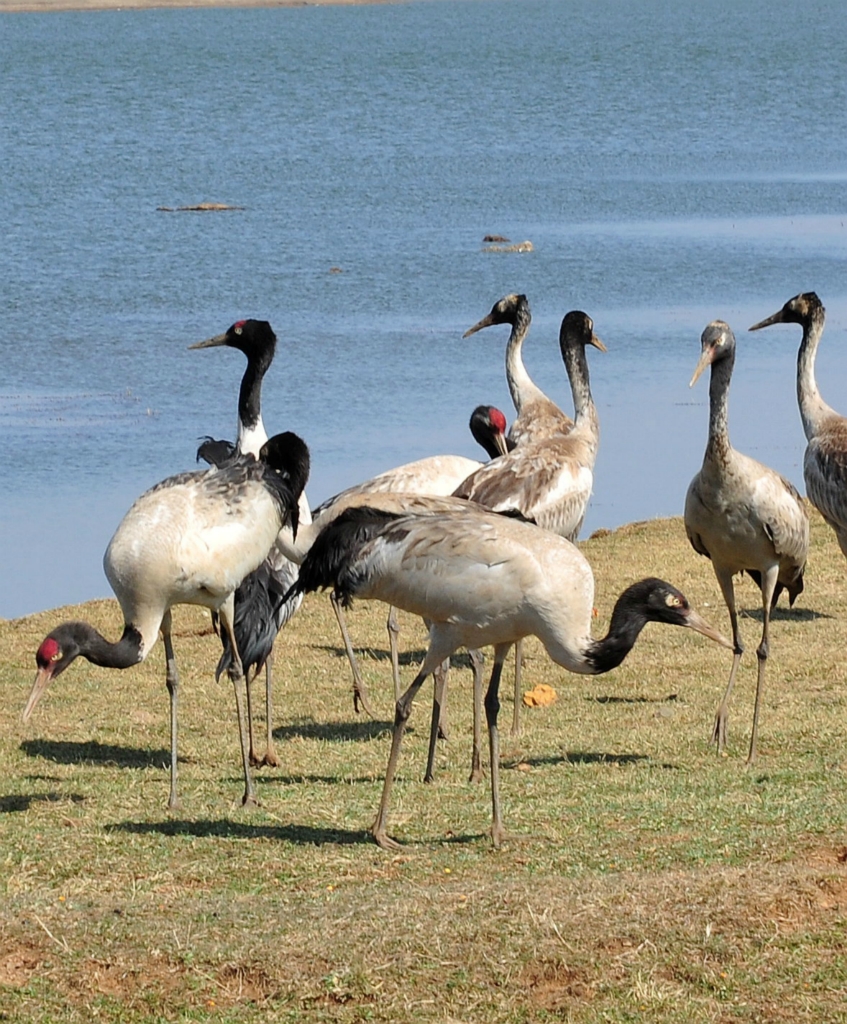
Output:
[748,565,779,766]
[469,648,484,783]
[219,597,258,806]
[711,568,744,753]
[510,639,523,737]
[486,643,511,848]
[372,667,430,851]
[161,611,180,811]
[262,652,281,767]
[330,592,375,717]
[244,666,261,768]
[423,659,450,784]
[387,607,402,700]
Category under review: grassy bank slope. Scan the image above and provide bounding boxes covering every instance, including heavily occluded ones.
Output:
[1,512,845,1022]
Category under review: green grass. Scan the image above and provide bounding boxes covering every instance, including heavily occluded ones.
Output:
[1,513,846,1022]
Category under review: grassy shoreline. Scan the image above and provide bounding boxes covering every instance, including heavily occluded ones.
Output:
[2,513,846,1021]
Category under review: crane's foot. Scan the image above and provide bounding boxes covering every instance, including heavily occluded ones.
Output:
[711,708,729,754]
[490,824,509,849]
[249,752,263,768]
[241,792,262,808]
[468,762,484,785]
[261,747,281,769]
[353,686,376,718]
[371,827,402,852]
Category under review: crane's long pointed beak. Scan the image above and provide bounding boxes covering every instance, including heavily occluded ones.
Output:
[188,332,229,350]
[590,334,607,353]
[748,309,784,332]
[684,608,733,649]
[22,667,53,722]
[463,313,497,338]
[689,349,713,388]
[493,432,510,458]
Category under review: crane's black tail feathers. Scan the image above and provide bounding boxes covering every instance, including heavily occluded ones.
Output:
[285,506,405,609]
[215,559,303,682]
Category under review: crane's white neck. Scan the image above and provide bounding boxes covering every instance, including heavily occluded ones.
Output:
[505,305,545,414]
[797,309,837,442]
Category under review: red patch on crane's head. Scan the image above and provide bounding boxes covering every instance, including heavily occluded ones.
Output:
[233,320,246,335]
[490,407,507,434]
[36,636,61,667]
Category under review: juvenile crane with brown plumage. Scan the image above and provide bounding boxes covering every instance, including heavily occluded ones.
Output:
[684,321,809,764]
[749,292,847,561]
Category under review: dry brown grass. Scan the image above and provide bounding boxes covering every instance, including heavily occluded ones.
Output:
[2,511,846,1022]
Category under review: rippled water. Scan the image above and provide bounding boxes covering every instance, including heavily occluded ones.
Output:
[1,0,845,618]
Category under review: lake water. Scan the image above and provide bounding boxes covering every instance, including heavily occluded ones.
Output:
[1,0,845,619]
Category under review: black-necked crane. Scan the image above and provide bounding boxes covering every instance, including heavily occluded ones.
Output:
[749,292,847,559]
[456,310,607,734]
[469,404,513,460]
[464,293,574,447]
[191,319,312,762]
[287,505,730,850]
[684,320,809,764]
[23,432,310,809]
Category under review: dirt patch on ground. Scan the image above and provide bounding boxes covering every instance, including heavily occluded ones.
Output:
[519,960,596,1011]
[0,940,43,987]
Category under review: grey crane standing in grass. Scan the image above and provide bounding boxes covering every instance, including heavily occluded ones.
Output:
[464,293,574,446]
[287,505,730,850]
[23,432,311,809]
[192,319,313,762]
[457,309,607,735]
[750,292,847,560]
[684,320,809,764]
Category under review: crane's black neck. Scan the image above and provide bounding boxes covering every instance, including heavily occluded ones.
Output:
[59,621,144,671]
[561,337,595,427]
[583,579,682,675]
[584,608,650,674]
[237,354,271,437]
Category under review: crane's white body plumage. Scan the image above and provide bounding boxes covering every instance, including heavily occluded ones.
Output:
[104,467,288,656]
[345,510,596,673]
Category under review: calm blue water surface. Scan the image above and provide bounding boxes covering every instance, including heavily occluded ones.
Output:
[1,0,845,619]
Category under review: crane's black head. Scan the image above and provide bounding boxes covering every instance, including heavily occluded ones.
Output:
[559,310,606,356]
[469,405,510,459]
[24,624,86,722]
[189,319,278,370]
[689,320,735,387]
[749,292,824,332]
[587,578,731,675]
[260,432,311,500]
[463,294,529,337]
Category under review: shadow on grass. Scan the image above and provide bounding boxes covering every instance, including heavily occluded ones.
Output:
[20,738,170,769]
[589,693,679,705]
[0,792,86,813]
[271,718,393,743]
[742,605,831,622]
[108,817,492,848]
[513,751,665,769]
[107,818,371,845]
